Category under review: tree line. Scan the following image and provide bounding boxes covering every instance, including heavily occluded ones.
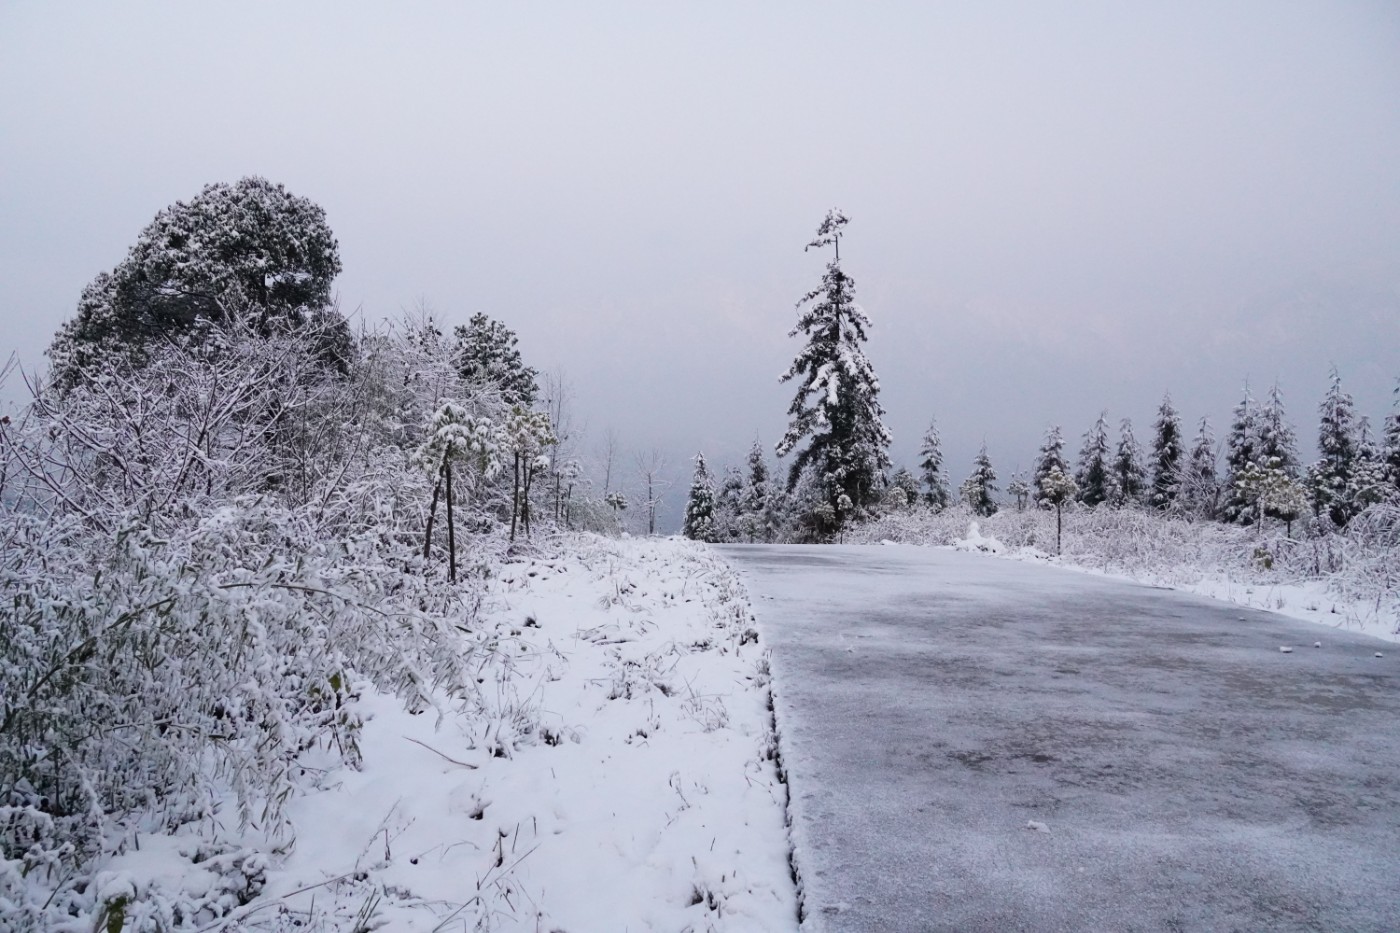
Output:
[682,211,1400,545]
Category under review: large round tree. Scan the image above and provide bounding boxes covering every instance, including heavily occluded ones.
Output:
[48,176,348,390]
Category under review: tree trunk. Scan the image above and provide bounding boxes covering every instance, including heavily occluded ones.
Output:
[423,462,445,562]
[1056,504,1063,555]
[445,460,457,583]
[510,453,521,541]
[522,461,533,537]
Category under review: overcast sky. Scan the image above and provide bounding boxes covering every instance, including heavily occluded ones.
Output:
[3,2,1398,528]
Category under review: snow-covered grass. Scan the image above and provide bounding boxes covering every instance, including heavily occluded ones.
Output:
[4,534,797,931]
[853,503,1400,642]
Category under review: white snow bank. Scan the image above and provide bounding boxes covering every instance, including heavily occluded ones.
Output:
[60,535,798,931]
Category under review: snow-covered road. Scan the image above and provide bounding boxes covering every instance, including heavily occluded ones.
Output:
[720,543,1400,932]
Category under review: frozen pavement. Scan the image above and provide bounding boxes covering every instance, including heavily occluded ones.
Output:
[719,543,1400,933]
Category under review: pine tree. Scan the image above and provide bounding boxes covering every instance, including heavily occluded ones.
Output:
[1383,379,1400,496]
[1348,417,1390,514]
[683,452,717,542]
[1113,419,1146,506]
[1256,382,1299,477]
[1181,418,1220,519]
[1222,385,1259,524]
[452,312,539,408]
[917,417,950,510]
[740,440,783,542]
[1148,393,1182,510]
[961,443,999,517]
[887,466,920,510]
[1307,367,1360,527]
[776,209,892,536]
[1032,426,1068,509]
[1075,412,1113,507]
[712,466,746,543]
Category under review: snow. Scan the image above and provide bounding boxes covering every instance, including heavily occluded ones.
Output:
[57,536,797,931]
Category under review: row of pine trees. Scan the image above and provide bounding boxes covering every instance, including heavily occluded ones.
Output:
[682,211,1400,543]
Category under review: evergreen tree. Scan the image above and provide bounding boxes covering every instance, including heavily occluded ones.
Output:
[1181,418,1220,519]
[1007,472,1031,512]
[1148,393,1182,510]
[1032,425,1068,509]
[683,452,717,542]
[1256,382,1299,477]
[712,466,746,542]
[887,466,920,510]
[741,440,781,542]
[1222,385,1259,524]
[1075,412,1113,507]
[1387,380,1400,494]
[961,443,999,517]
[917,417,951,510]
[48,177,348,392]
[1307,367,1360,527]
[776,209,892,536]
[452,312,539,408]
[1113,419,1146,505]
[1348,417,1391,513]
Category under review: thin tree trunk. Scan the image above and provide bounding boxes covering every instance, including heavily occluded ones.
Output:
[1056,504,1063,554]
[445,460,457,583]
[423,463,445,561]
[510,453,521,541]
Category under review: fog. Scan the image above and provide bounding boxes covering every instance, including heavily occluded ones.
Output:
[3,2,1398,528]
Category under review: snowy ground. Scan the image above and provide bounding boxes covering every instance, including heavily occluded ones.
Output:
[945,521,1400,644]
[80,536,798,932]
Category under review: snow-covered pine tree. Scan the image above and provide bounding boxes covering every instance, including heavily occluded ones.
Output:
[917,417,951,510]
[1256,382,1300,477]
[1386,379,1400,495]
[1348,416,1391,514]
[1112,419,1146,505]
[1181,418,1220,519]
[887,466,920,511]
[776,209,892,536]
[1075,412,1113,507]
[452,312,540,408]
[683,452,717,542]
[47,177,348,393]
[741,440,776,542]
[1032,426,1068,509]
[961,443,999,517]
[1307,367,1360,527]
[1222,385,1259,524]
[1148,393,1182,510]
[712,466,746,542]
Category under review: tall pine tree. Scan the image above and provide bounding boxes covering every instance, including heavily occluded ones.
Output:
[1182,417,1219,519]
[1148,393,1182,510]
[1256,382,1299,477]
[1113,419,1146,506]
[776,209,891,536]
[1222,384,1259,524]
[453,312,539,408]
[1386,379,1400,495]
[961,443,999,517]
[1032,425,1068,509]
[683,452,717,542]
[1307,367,1360,527]
[917,416,950,510]
[1076,412,1113,507]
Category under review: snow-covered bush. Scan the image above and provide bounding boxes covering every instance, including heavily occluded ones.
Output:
[0,318,517,927]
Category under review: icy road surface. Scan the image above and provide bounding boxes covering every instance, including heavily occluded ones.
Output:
[718,543,1400,933]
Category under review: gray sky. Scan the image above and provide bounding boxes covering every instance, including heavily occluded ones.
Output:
[3,2,1398,527]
